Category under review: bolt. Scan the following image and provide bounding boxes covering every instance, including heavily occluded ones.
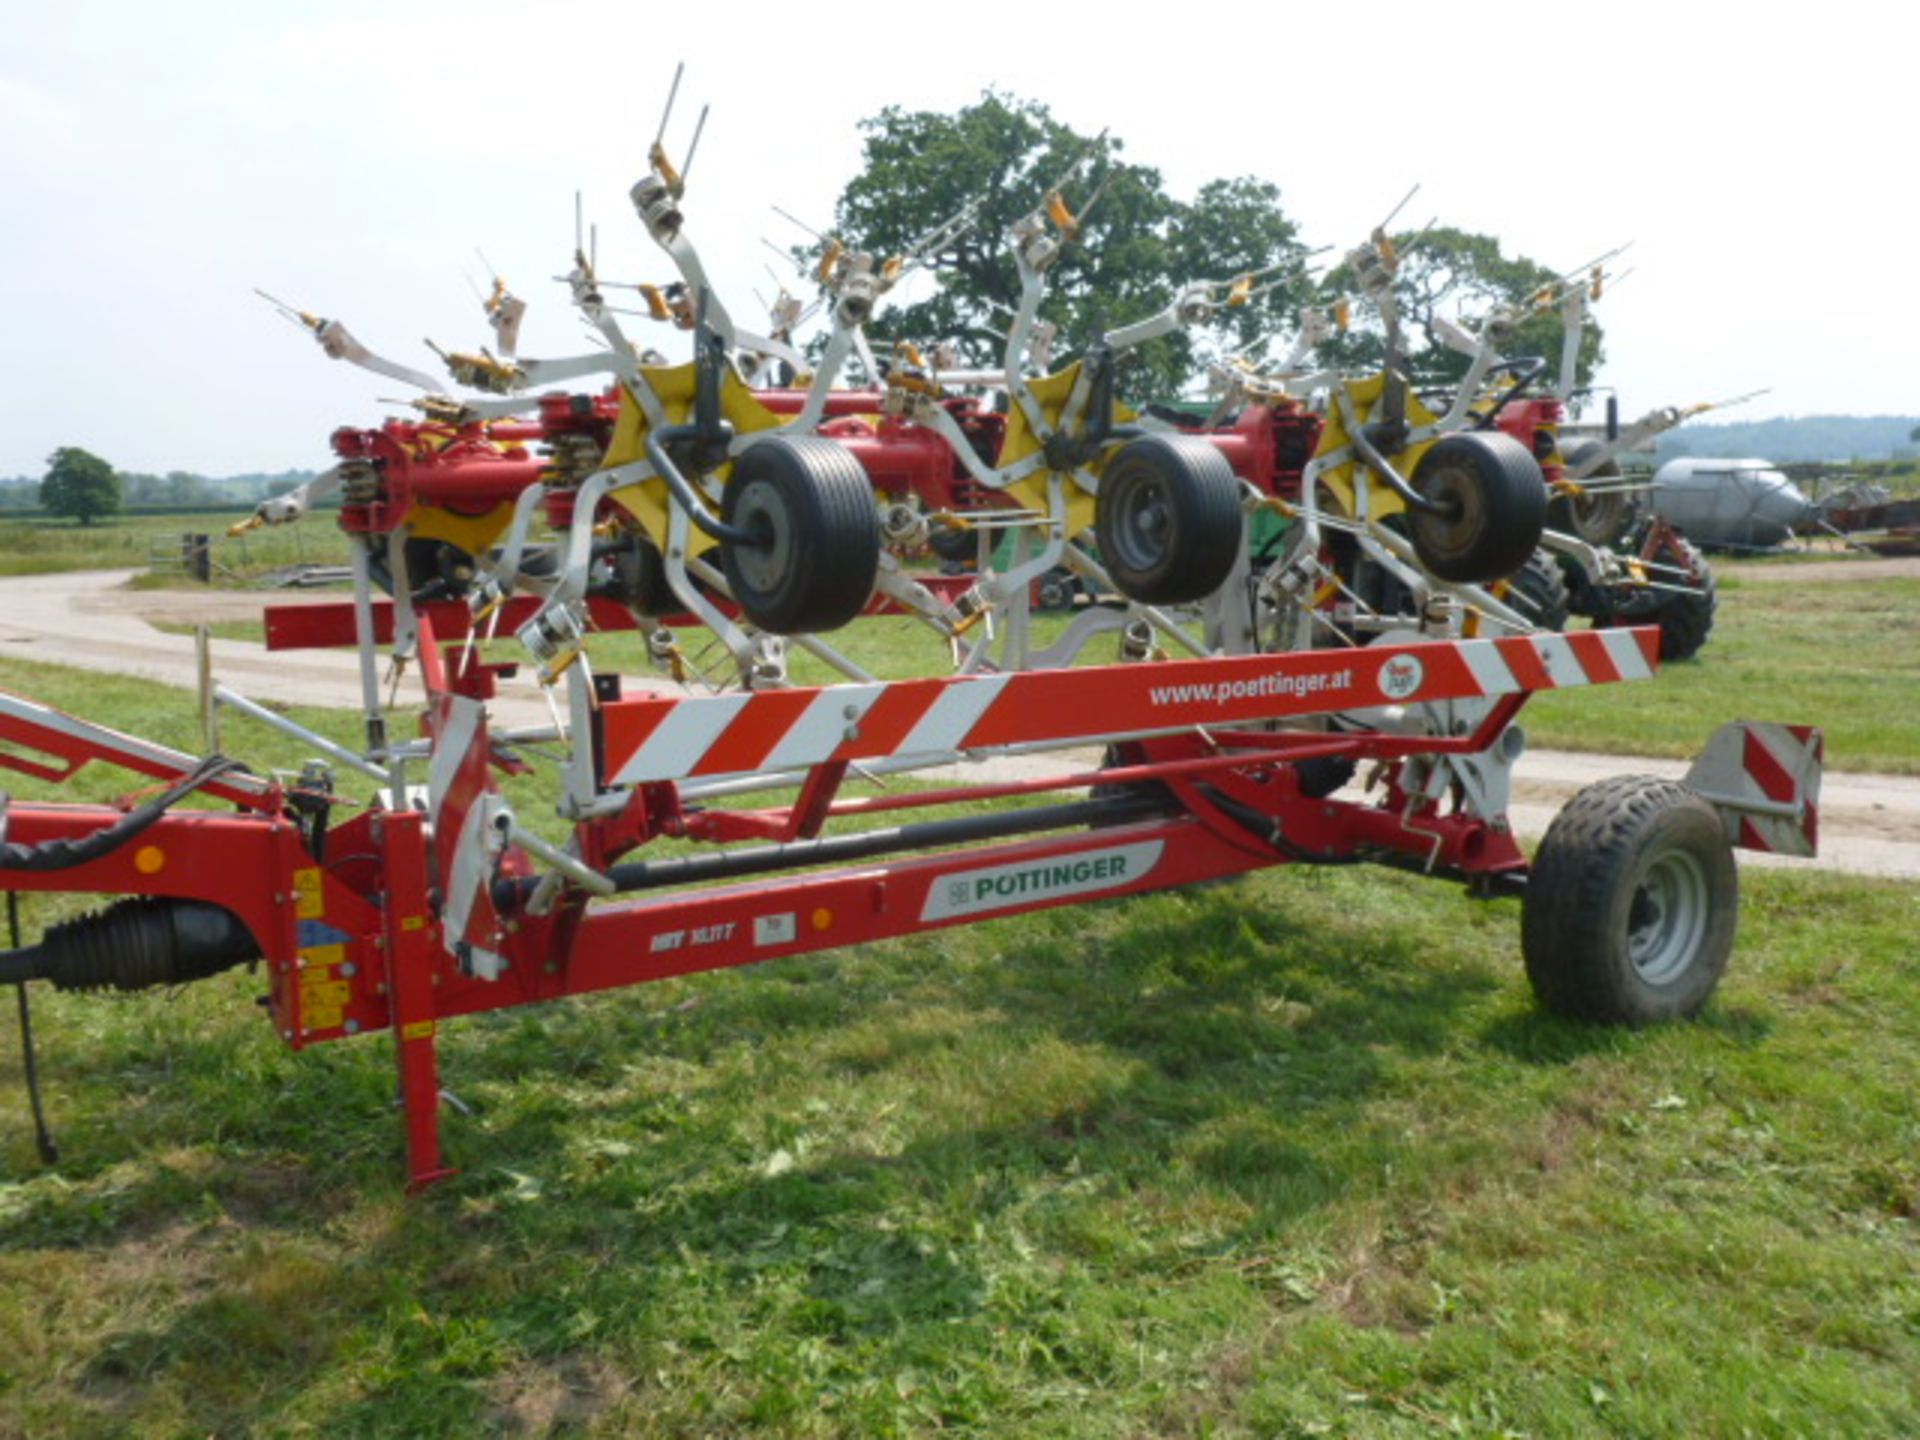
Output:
[340,962,357,978]
[344,1019,361,1034]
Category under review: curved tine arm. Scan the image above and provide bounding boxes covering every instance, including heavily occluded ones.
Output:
[733,324,857,453]
[246,465,344,529]
[310,318,444,394]
[1554,289,1588,404]
[471,476,566,610]
[655,227,737,346]
[519,351,637,389]
[549,466,634,610]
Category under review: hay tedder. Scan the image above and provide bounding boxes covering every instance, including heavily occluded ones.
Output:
[1,82,1822,1188]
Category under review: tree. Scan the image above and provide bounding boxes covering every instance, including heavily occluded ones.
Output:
[39,447,122,526]
[1318,226,1606,402]
[827,94,1307,402]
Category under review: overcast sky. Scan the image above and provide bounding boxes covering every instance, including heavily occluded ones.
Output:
[1,2,1911,477]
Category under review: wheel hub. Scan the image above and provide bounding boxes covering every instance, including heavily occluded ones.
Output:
[1626,848,1709,986]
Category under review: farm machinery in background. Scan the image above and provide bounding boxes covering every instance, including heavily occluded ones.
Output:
[0,79,1822,1189]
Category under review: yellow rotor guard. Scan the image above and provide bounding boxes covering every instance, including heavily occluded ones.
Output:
[599,363,786,553]
[407,501,517,559]
[996,363,1136,539]
[1314,373,1441,523]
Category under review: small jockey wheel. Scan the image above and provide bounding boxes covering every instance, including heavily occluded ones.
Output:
[720,436,880,634]
[1094,435,1243,605]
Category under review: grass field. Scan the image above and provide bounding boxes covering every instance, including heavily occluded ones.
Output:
[0,540,1916,1435]
[1,841,1915,1435]
[0,509,346,582]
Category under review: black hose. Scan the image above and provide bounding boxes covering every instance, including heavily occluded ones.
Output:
[0,755,247,874]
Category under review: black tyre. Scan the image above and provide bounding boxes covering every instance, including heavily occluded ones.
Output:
[720,436,880,634]
[1294,754,1356,799]
[1653,561,1717,662]
[1522,776,1737,1024]
[1094,435,1244,605]
[928,523,976,565]
[1034,568,1077,611]
[593,533,686,617]
[1406,431,1546,584]
[1503,548,1571,632]
[1550,438,1636,548]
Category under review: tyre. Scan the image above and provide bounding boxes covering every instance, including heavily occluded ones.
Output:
[1406,431,1547,584]
[1596,555,1716,660]
[928,523,976,565]
[720,436,880,634]
[1294,754,1356,799]
[1034,568,1077,611]
[1550,438,1636,548]
[593,533,687,617]
[1095,435,1244,605]
[1503,548,1571,632]
[1653,561,1717,661]
[1521,776,1737,1024]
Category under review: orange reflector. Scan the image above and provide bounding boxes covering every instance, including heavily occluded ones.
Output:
[810,908,834,933]
[134,845,166,875]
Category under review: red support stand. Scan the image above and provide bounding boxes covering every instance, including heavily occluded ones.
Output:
[377,808,456,1191]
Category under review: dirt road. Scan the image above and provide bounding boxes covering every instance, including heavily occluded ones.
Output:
[4,570,1914,878]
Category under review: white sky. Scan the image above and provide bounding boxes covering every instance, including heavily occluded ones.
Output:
[0,1,1912,477]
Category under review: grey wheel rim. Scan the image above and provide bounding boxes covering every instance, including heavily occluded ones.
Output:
[1108,473,1173,575]
[727,477,794,594]
[1627,847,1710,986]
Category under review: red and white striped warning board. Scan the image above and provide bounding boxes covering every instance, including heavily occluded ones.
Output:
[428,693,509,975]
[595,627,1661,787]
[1684,721,1823,857]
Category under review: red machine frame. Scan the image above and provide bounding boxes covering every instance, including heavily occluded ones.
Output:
[0,607,1669,1189]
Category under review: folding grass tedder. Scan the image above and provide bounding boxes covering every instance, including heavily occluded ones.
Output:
[0,81,1823,1188]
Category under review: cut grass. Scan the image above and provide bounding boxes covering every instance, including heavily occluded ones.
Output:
[1,557,1916,1435]
[2,860,1915,1436]
[1524,571,1920,772]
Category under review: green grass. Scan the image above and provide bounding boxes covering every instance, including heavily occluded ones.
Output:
[2,562,1917,1435]
[1515,569,1919,772]
[2,857,1915,1435]
[0,509,346,582]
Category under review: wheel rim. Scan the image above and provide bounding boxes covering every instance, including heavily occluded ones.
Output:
[1107,471,1173,575]
[1626,847,1709,986]
[727,477,793,595]
[1413,465,1482,562]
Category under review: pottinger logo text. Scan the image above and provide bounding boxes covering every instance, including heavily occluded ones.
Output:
[922,841,1165,921]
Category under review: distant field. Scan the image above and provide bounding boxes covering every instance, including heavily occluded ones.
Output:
[0,508,344,580]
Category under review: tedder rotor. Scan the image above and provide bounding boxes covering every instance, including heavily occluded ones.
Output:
[1,89,1824,1190]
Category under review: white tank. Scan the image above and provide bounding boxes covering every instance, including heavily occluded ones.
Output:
[1651,457,1818,548]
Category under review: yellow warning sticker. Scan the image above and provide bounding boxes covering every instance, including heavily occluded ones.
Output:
[292,867,324,920]
[300,943,345,970]
[400,915,427,933]
[401,1020,436,1042]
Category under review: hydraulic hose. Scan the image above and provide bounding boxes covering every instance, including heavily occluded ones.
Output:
[0,756,247,874]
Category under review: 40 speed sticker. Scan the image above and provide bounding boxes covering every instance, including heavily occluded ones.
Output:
[921,841,1165,922]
